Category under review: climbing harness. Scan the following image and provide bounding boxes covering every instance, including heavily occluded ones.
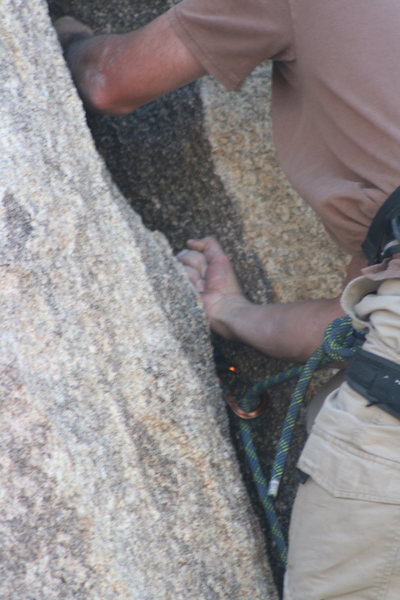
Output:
[217,316,364,568]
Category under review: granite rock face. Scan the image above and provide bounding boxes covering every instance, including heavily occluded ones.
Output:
[0,2,277,599]
[46,0,349,579]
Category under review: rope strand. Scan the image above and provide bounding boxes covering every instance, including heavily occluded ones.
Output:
[233,315,363,568]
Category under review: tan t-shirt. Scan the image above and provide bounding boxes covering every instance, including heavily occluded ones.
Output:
[168,0,400,259]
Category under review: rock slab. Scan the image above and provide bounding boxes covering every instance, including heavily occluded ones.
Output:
[0,2,277,598]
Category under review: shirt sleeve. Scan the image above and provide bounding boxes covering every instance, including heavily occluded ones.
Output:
[167,0,295,90]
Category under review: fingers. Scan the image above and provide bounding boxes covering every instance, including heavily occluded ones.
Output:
[177,249,207,292]
[181,265,205,292]
[186,237,209,251]
[177,248,208,278]
[187,236,224,256]
[176,250,206,292]
[186,237,229,270]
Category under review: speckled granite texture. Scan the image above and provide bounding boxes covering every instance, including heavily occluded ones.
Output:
[46,0,350,582]
[0,2,277,598]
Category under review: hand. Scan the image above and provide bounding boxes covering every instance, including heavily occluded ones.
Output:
[55,13,205,115]
[178,237,347,360]
[177,237,249,338]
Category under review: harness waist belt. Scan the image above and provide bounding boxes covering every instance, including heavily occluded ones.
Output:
[346,348,400,419]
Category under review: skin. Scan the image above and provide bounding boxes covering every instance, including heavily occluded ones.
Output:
[178,237,366,362]
[55,15,205,115]
[55,16,367,362]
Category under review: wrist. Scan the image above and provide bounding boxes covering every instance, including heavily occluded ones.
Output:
[209,295,254,340]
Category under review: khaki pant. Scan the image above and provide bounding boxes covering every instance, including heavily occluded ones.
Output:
[284,277,400,600]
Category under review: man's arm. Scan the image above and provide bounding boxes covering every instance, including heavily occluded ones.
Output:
[55,13,206,115]
[178,237,366,362]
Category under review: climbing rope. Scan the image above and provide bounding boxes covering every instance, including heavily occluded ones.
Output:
[218,315,364,568]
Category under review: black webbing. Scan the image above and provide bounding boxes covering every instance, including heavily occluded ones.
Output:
[362,186,400,264]
[346,348,400,419]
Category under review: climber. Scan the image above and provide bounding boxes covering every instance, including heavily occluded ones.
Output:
[55,3,400,598]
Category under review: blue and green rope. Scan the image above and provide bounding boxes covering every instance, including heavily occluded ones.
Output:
[234,315,363,568]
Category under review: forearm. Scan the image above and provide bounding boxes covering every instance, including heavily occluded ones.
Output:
[214,296,345,362]
[65,13,205,114]
[214,254,367,361]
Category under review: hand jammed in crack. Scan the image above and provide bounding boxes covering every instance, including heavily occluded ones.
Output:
[177,237,248,340]
[177,237,364,362]
[54,15,205,115]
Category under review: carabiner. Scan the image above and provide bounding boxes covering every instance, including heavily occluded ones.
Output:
[224,390,271,419]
